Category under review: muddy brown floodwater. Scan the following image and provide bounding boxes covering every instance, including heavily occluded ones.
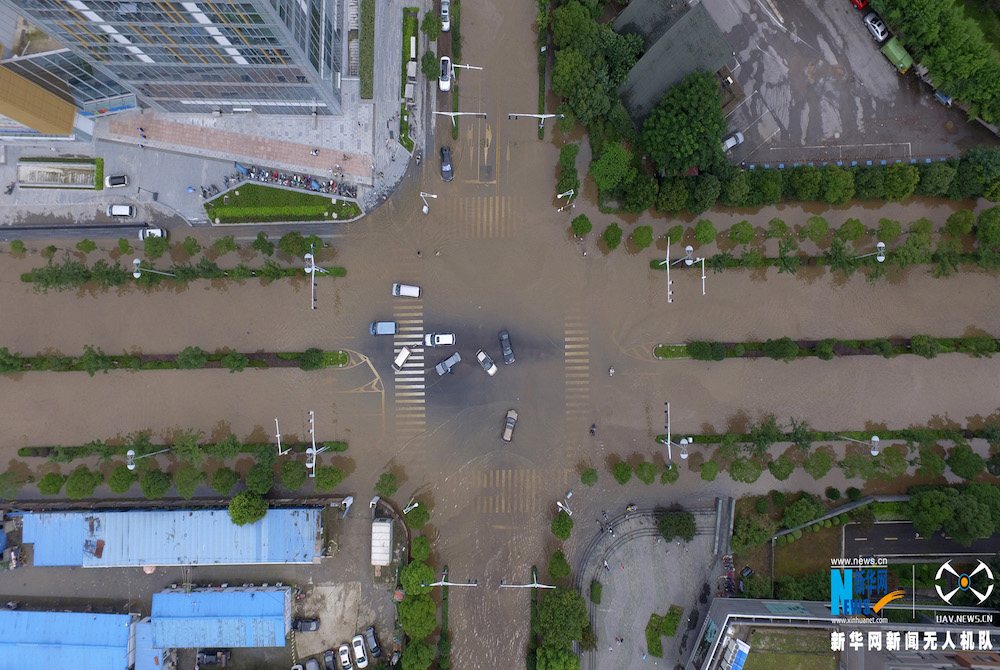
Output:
[2,0,1000,667]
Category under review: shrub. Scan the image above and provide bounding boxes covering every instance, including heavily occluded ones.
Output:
[630,225,654,250]
[63,466,102,499]
[314,465,345,492]
[75,239,97,254]
[176,345,208,369]
[580,468,598,486]
[612,461,632,484]
[729,458,762,483]
[661,465,680,484]
[221,351,249,372]
[846,486,862,501]
[38,472,66,495]
[728,220,755,245]
[229,491,267,525]
[211,467,239,495]
[665,224,685,244]
[946,210,975,237]
[701,460,719,481]
[658,508,696,541]
[782,495,824,529]
[947,444,985,479]
[765,217,789,239]
[9,240,26,255]
[590,579,602,604]
[108,464,136,494]
[754,497,769,514]
[877,217,902,242]
[826,486,841,500]
[870,339,894,358]
[958,337,998,358]
[374,472,398,497]
[799,216,829,244]
[603,223,623,250]
[837,218,865,242]
[910,335,941,359]
[404,503,430,529]
[246,461,274,495]
[551,510,574,540]
[646,614,665,657]
[688,341,725,361]
[732,515,775,552]
[411,535,431,562]
[298,347,325,370]
[140,469,171,499]
[694,219,717,245]
[280,460,308,491]
[172,464,204,499]
[143,236,168,259]
[635,461,656,484]
[570,214,592,238]
[762,337,800,362]
[252,232,274,256]
[768,455,795,481]
[548,550,571,579]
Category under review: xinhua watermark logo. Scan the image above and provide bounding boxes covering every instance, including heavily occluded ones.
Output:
[830,557,903,622]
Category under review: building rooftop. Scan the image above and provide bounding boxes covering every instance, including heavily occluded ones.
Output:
[0,609,133,670]
[20,507,322,567]
[615,2,733,123]
[151,587,290,648]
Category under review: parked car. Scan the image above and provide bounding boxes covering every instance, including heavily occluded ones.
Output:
[424,332,456,347]
[498,330,515,364]
[338,644,352,670]
[196,650,232,666]
[863,12,889,42]
[370,321,397,336]
[104,174,128,188]
[138,227,166,240]
[323,649,336,670]
[435,352,461,376]
[441,0,450,31]
[352,635,369,668]
[305,659,321,670]
[476,349,498,376]
[502,409,518,442]
[850,0,868,9]
[439,56,452,92]
[364,626,383,658]
[292,618,320,632]
[440,145,454,182]
[107,204,135,217]
[721,131,744,152]
[934,90,954,107]
[393,346,413,371]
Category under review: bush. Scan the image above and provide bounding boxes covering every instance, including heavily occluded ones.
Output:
[729,220,754,245]
[229,491,267,525]
[314,465,345,492]
[172,464,204,500]
[221,351,249,372]
[661,465,680,484]
[630,225,654,250]
[590,579,602,604]
[688,340,725,361]
[701,460,719,481]
[176,346,208,369]
[411,535,431,562]
[910,335,941,359]
[580,468,598,486]
[551,510,574,540]
[694,219,717,245]
[803,449,833,480]
[846,486,862,501]
[548,550,571,579]
[9,240,26,255]
[570,214,592,238]
[108,464,136,494]
[665,224,685,244]
[298,347,325,371]
[767,455,795,481]
[799,216,829,244]
[404,503,430,529]
[732,515,775,552]
[603,223,623,250]
[612,461,632,484]
[646,614,665,657]
[374,472,399,497]
[252,232,274,256]
[211,467,239,495]
[246,461,274,495]
[837,218,865,242]
[762,337,800,362]
[946,210,975,237]
[140,469,171,499]
[782,495,824,529]
[729,458,762,483]
[38,471,66,495]
[635,461,656,484]
[658,508,696,541]
[280,460,308,491]
[825,486,841,501]
[947,444,985,479]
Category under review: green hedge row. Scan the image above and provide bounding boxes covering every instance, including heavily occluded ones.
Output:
[0,345,348,376]
[655,425,997,448]
[18,437,348,462]
[21,256,345,292]
[655,335,999,361]
[359,0,375,99]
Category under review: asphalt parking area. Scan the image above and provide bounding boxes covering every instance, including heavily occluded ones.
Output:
[704,0,998,164]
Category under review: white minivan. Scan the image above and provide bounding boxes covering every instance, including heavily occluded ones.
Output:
[107,204,136,217]
[393,346,413,371]
[392,283,421,298]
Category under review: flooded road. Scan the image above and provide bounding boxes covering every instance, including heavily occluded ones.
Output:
[2,0,1000,667]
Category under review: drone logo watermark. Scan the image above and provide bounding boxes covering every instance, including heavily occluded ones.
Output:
[934,560,995,624]
[830,557,904,622]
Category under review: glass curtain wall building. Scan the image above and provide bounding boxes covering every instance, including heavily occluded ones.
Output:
[0,0,343,115]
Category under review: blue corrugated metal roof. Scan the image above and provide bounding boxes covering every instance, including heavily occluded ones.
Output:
[0,610,132,670]
[134,620,165,670]
[21,508,321,567]
[151,588,290,648]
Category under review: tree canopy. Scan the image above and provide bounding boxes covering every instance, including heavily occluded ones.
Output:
[640,71,725,175]
[537,588,589,650]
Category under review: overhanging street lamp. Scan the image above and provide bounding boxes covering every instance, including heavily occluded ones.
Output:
[403,497,420,514]
[419,192,437,215]
[500,567,556,590]
[132,258,176,279]
[424,568,479,588]
[556,189,575,212]
[855,241,887,263]
[275,417,289,456]
[839,434,881,457]
[305,410,327,477]
[125,447,171,471]
[304,243,328,311]
[507,112,565,130]
[434,111,487,128]
[684,245,707,296]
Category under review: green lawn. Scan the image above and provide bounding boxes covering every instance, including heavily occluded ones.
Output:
[205,184,360,223]
[653,344,690,359]
[774,524,840,577]
[743,630,837,670]
[359,0,375,98]
[961,0,1000,52]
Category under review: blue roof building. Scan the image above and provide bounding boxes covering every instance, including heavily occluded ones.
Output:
[0,609,134,670]
[20,507,322,567]
[151,586,291,648]
[134,619,175,670]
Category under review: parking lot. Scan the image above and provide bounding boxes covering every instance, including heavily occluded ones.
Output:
[705,0,998,164]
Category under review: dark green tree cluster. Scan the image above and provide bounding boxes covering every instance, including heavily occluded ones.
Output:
[909,484,1000,546]
[657,507,696,542]
[640,71,725,176]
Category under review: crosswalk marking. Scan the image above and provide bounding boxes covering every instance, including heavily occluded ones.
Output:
[474,468,540,514]
[563,311,590,459]
[394,302,425,440]
[440,195,520,238]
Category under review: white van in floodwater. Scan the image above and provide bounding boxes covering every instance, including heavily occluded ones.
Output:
[392,283,421,298]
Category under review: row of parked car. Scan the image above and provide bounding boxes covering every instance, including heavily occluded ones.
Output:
[293,623,382,670]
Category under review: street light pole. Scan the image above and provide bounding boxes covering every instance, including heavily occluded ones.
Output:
[275,417,289,456]
[434,111,487,128]
[556,189,575,212]
[303,243,328,311]
[305,410,327,477]
[507,113,565,130]
[855,241,887,263]
[838,434,881,457]
[500,567,556,590]
[419,191,438,215]
[684,247,707,296]
[132,259,176,279]
[125,447,171,471]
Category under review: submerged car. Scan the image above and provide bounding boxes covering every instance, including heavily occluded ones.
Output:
[502,409,518,442]
[476,349,498,376]
[498,330,515,364]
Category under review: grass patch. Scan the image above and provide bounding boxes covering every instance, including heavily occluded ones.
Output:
[872,501,910,521]
[94,157,104,190]
[451,0,462,62]
[744,630,837,670]
[653,344,690,359]
[660,605,682,637]
[204,183,360,223]
[774,524,839,577]
[590,579,602,604]
[359,0,375,99]
[400,104,414,151]
[399,8,418,151]
[645,614,664,658]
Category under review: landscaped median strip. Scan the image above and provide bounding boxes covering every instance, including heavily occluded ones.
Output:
[653,334,999,361]
[0,346,349,376]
